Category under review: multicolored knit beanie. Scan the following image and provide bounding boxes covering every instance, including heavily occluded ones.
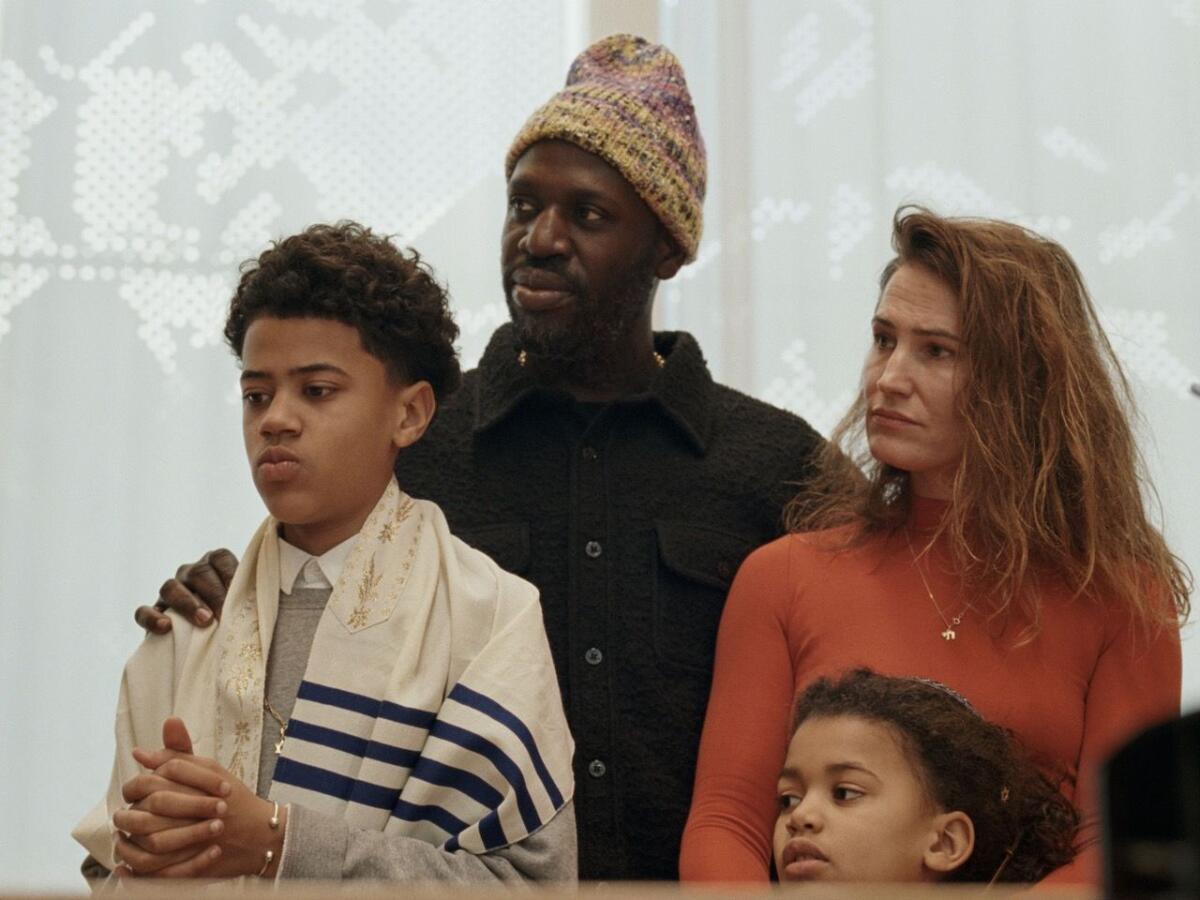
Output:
[505,33,706,262]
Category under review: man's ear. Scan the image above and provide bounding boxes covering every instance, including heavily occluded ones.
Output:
[654,229,687,281]
[391,380,436,450]
[923,810,974,877]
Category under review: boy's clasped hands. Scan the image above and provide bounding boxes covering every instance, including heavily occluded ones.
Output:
[112,717,286,880]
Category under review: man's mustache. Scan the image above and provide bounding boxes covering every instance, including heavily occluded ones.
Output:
[506,259,583,295]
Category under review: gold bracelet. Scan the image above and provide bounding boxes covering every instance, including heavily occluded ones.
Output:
[257,801,282,878]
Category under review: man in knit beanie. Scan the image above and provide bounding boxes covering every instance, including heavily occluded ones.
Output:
[139,34,823,882]
[500,33,704,390]
[507,34,706,263]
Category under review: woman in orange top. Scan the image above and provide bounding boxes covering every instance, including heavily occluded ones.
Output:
[679,207,1190,885]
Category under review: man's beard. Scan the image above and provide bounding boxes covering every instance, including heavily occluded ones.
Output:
[505,249,658,384]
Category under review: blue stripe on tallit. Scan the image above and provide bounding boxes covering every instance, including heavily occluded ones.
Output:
[409,756,505,809]
[380,698,439,730]
[297,680,437,730]
[450,684,566,809]
[432,720,542,833]
[296,680,381,717]
[287,718,421,770]
[275,758,469,837]
[474,809,508,850]
[288,680,518,847]
[392,798,469,836]
[441,809,508,851]
[273,757,397,809]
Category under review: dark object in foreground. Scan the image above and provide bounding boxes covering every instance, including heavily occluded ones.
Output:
[1103,709,1200,897]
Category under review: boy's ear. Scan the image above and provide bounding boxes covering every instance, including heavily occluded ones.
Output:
[923,810,974,877]
[391,380,436,450]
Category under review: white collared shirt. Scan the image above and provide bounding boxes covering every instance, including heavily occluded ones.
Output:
[278,533,359,594]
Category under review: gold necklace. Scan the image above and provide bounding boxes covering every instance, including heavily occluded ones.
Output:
[264,698,287,755]
[518,349,665,368]
[905,530,968,641]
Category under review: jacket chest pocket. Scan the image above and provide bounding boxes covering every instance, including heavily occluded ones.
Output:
[455,522,531,577]
[653,521,756,674]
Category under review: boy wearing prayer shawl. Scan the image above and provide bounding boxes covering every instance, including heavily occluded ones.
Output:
[73,222,576,884]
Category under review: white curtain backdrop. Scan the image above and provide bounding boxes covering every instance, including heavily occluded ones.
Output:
[1,0,1196,889]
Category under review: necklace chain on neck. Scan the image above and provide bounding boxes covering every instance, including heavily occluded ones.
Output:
[518,349,665,369]
[905,529,969,642]
[264,698,287,755]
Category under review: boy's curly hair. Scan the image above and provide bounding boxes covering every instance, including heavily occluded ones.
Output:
[224,221,461,399]
[793,669,1080,883]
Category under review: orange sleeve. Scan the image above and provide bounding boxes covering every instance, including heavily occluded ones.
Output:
[679,538,798,882]
[1041,603,1182,886]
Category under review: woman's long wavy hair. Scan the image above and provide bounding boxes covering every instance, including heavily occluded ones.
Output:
[786,207,1189,632]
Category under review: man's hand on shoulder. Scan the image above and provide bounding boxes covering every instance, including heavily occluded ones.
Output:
[134,549,238,633]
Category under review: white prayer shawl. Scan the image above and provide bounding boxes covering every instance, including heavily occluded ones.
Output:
[74,480,574,869]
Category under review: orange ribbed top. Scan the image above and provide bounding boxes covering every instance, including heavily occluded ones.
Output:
[680,500,1180,885]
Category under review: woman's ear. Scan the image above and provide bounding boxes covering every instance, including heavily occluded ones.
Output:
[390,380,436,450]
[923,810,975,876]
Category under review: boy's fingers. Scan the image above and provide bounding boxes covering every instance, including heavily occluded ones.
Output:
[125,818,224,855]
[155,758,231,797]
[121,772,209,804]
[122,773,171,804]
[113,806,197,836]
[138,791,227,819]
[162,717,194,754]
[114,834,210,875]
[133,747,171,769]
[152,844,223,879]
[132,746,205,770]
[115,792,226,827]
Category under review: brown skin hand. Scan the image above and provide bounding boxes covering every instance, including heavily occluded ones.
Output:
[135,548,237,632]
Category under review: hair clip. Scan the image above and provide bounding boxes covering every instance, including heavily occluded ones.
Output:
[986,831,1023,888]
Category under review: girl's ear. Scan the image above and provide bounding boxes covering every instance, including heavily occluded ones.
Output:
[391,380,435,450]
[923,810,975,876]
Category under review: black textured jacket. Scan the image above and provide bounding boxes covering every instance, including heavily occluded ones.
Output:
[395,323,823,880]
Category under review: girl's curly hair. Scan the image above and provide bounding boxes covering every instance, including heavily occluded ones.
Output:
[224,221,461,399]
[793,669,1081,883]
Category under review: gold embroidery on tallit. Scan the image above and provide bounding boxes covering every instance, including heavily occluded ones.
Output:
[228,719,253,781]
[348,555,384,628]
[400,517,423,577]
[378,494,415,544]
[216,592,265,783]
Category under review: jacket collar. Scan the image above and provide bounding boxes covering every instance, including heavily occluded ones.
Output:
[471,323,716,455]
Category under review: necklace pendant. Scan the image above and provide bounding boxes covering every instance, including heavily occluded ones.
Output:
[274,736,285,755]
[941,627,957,641]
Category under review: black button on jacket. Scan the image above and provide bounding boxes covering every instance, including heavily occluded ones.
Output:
[396,324,823,880]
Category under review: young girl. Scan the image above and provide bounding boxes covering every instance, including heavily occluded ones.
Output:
[775,669,1079,884]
